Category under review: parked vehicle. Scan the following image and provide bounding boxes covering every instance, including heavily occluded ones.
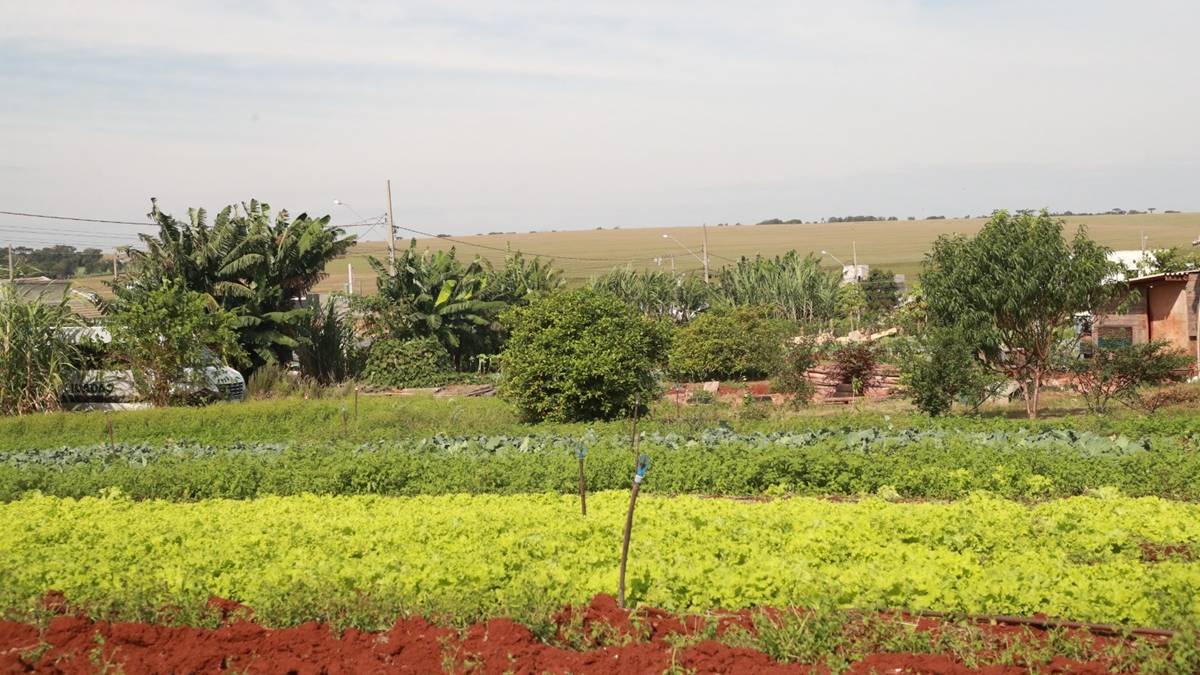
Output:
[59,327,245,410]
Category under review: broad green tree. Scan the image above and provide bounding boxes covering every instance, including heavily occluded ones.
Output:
[863,268,901,316]
[501,289,667,422]
[836,281,868,331]
[921,210,1116,418]
[357,242,506,369]
[357,242,563,369]
[120,198,355,369]
[108,280,242,406]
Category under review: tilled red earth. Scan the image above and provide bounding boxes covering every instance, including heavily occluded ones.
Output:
[0,595,1150,674]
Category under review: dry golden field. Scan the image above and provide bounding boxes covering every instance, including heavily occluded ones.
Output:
[312,212,1200,295]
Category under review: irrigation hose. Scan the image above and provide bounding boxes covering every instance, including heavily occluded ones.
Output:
[907,609,1176,639]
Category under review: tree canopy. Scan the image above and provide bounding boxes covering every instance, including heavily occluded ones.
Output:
[117,198,355,369]
[921,210,1116,418]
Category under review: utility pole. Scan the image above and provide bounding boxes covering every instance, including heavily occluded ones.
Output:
[7,243,13,283]
[347,263,354,295]
[702,224,710,284]
[112,254,118,278]
[852,241,859,281]
[385,179,398,274]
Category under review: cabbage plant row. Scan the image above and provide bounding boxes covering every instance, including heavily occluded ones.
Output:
[2,426,1198,501]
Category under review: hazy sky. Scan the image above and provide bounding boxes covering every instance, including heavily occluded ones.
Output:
[1,0,1197,249]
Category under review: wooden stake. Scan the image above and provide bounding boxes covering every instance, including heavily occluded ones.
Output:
[629,395,641,464]
[576,448,587,516]
[618,454,649,608]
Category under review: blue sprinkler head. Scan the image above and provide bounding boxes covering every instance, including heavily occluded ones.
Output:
[576,446,587,460]
[636,453,650,478]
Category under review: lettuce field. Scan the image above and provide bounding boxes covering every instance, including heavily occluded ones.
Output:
[3,492,1200,628]
[3,420,1200,672]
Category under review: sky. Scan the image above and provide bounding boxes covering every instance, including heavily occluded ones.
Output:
[1,0,1197,250]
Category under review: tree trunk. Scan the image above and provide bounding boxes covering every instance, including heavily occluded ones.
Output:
[1023,376,1042,419]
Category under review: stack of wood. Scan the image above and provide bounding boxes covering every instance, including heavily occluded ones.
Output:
[808,363,901,404]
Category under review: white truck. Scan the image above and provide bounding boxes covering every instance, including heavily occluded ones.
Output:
[60,327,246,410]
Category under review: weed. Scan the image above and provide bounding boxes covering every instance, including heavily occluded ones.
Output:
[19,640,51,665]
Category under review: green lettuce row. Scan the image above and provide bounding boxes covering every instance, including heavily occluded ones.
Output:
[1,493,1198,629]
[2,434,1199,501]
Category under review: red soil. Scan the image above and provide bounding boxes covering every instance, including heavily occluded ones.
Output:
[0,594,1140,674]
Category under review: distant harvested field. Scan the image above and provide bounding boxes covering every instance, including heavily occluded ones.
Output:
[119,212,1200,296]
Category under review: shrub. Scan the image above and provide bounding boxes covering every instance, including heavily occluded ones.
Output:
[667,308,786,381]
[771,338,821,405]
[590,267,710,323]
[500,289,667,422]
[899,327,1004,416]
[246,363,324,400]
[1070,341,1191,414]
[107,280,242,407]
[1126,384,1200,415]
[363,337,454,388]
[0,285,81,415]
[295,301,365,385]
[738,392,773,420]
[829,343,879,396]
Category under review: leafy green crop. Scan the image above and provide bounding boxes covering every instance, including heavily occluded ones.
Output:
[2,427,1198,501]
[1,492,1197,629]
[6,393,1200,452]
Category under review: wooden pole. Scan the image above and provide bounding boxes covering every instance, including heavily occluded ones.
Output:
[702,224,710,284]
[385,180,398,275]
[7,243,13,283]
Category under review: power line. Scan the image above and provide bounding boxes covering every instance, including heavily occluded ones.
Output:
[0,208,383,232]
[0,207,741,265]
[0,225,140,240]
[0,210,153,227]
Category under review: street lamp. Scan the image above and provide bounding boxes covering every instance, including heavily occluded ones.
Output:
[820,250,846,266]
[333,199,368,223]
